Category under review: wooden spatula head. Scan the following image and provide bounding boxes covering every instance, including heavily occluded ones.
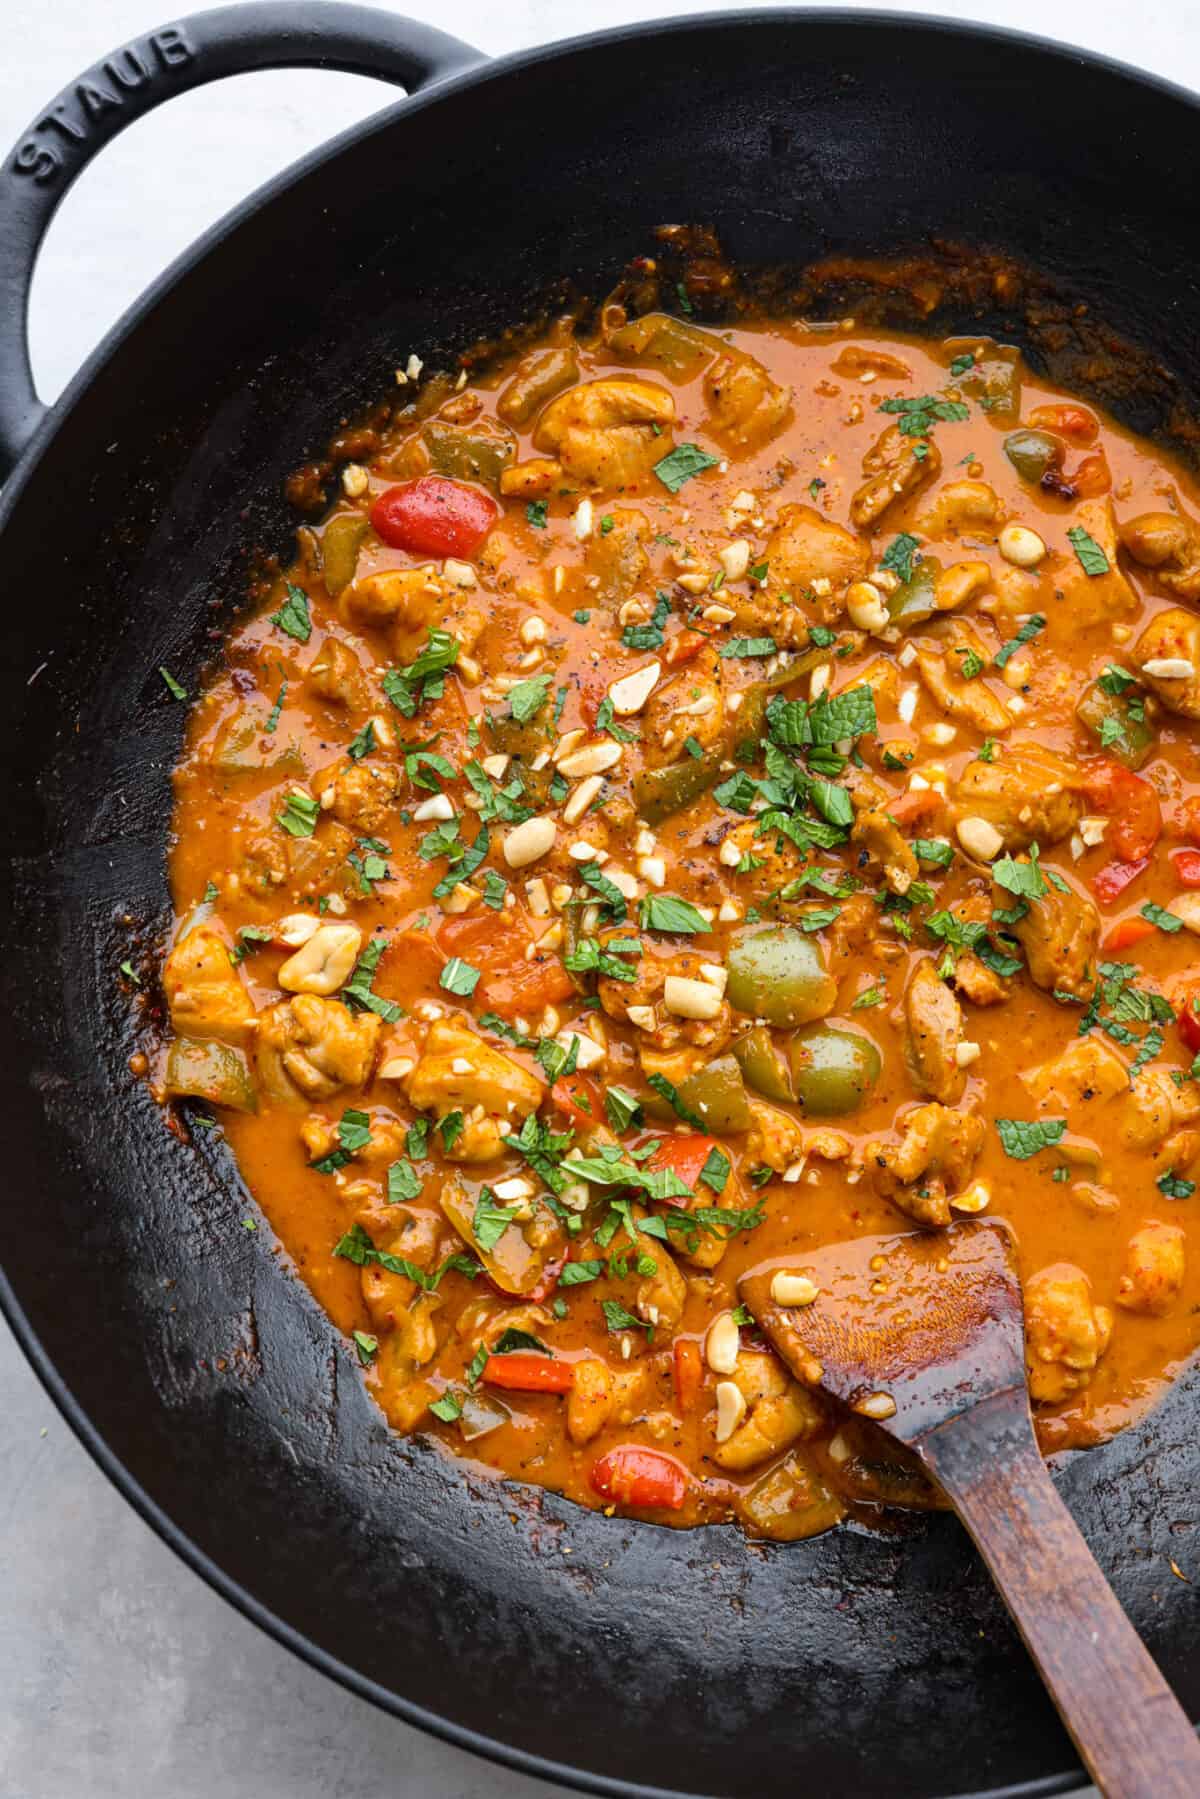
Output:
[738,1219,1025,1451]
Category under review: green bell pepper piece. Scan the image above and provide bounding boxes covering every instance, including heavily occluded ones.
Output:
[727,927,837,1028]
[787,1024,881,1115]
[731,1025,794,1103]
[641,1053,751,1132]
[165,1038,257,1113]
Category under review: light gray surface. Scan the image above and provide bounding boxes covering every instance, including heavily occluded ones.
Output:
[0,1,1196,1794]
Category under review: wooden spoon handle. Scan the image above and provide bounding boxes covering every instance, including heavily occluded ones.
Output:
[922,1393,1200,1799]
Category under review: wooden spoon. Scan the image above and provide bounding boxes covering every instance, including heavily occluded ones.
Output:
[739,1219,1200,1798]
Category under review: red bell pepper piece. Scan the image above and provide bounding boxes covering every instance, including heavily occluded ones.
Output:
[1176,982,1200,1054]
[672,1339,704,1412]
[482,1352,574,1394]
[551,1074,602,1131]
[1026,403,1098,446]
[1066,452,1110,497]
[590,1445,689,1511]
[370,476,498,559]
[1174,849,1200,888]
[1102,917,1157,953]
[646,1133,721,1194]
[1092,857,1149,905]
[1082,760,1162,863]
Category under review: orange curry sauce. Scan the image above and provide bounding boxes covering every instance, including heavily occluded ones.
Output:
[160,311,1200,1536]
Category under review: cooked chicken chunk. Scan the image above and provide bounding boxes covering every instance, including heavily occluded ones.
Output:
[342,565,484,660]
[307,636,366,709]
[703,349,792,450]
[632,1215,688,1331]
[584,506,650,608]
[1023,1037,1128,1110]
[1025,1263,1112,1404]
[598,945,733,1057]
[947,893,1012,1007]
[318,757,401,833]
[745,1098,806,1175]
[916,630,1013,735]
[904,961,966,1103]
[533,376,675,489]
[1133,607,1200,718]
[850,424,940,531]
[710,1349,824,1471]
[851,805,918,897]
[1120,1067,1200,1152]
[761,503,869,620]
[255,994,380,1103]
[163,923,256,1044]
[1004,865,1099,1001]
[641,645,725,766]
[405,1017,543,1161]
[1115,1222,1186,1316]
[865,1102,986,1228]
[951,743,1084,850]
[1120,508,1200,602]
[566,1359,649,1445]
[915,480,1005,539]
[1058,499,1139,624]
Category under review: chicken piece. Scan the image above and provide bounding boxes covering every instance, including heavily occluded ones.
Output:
[951,743,1084,850]
[947,893,1011,1007]
[851,806,918,897]
[342,565,484,661]
[1115,1222,1186,1316]
[1025,1263,1112,1404]
[498,457,562,499]
[404,1017,542,1162]
[866,1102,986,1228]
[762,503,869,619]
[1120,508,1200,602]
[632,1214,688,1331]
[163,924,256,1045]
[915,480,1005,539]
[1023,1037,1128,1110]
[307,636,366,709]
[746,1097,806,1175]
[711,1349,824,1472]
[703,348,792,450]
[584,506,650,608]
[255,995,380,1104]
[669,1163,750,1271]
[1121,1067,1200,1153]
[360,1210,440,1332]
[904,961,965,1103]
[1058,498,1139,624]
[533,376,675,489]
[640,644,725,767]
[1132,607,1200,718]
[915,633,1013,735]
[1005,865,1099,1002]
[317,758,401,834]
[598,945,733,1058]
[850,425,941,531]
[236,816,358,908]
[824,892,880,973]
[301,1106,406,1169]
[566,1359,649,1445]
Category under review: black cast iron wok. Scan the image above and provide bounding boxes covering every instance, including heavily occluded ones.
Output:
[1,8,1198,1795]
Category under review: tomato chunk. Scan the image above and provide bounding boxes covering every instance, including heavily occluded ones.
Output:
[1082,760,1162,863]
[672,1339,704,1412]
[646,1133,721,1193]
[551,1074,602,1130]
[437,911,573,1020]
[1175,978,1200,1053]
[590,1445,689,1511]
[370,476,498,559]
[483,1352,574,1393]
[1093,857,1150,905]
[1102,917,1157,953]
[1174,850,1200,888]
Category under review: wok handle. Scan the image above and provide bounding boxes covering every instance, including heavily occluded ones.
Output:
[0,2,481,479]
[922,1391,1200,1797]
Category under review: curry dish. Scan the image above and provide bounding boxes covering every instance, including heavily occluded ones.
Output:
[158,307,1200,1536]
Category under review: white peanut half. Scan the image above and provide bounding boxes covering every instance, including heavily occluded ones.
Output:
[277,923,363,995]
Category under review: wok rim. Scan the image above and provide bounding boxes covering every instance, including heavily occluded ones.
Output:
[5,8,1200,1794]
